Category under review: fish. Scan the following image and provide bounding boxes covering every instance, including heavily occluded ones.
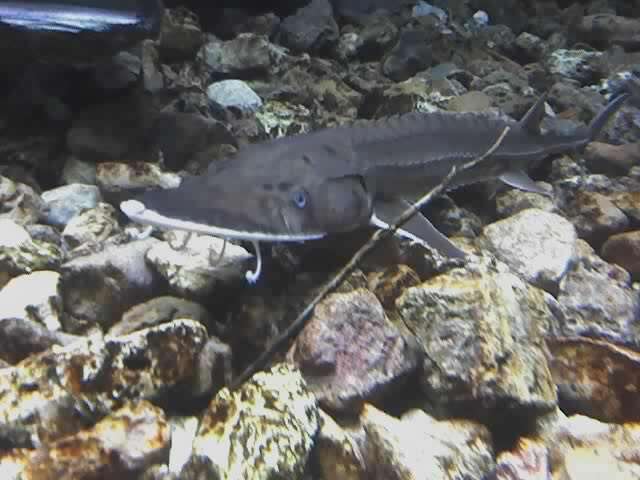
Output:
[120,90,630,282]
[0,0,163,64]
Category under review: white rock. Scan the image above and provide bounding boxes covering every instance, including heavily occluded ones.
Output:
[472,10,489,25]
[0,271,62,330]
[0,219,32,248]
[207,79,263,114]
[169,416,199,475]
[362,405,494,479]
[146,231,253,296]
[482,208,577,293]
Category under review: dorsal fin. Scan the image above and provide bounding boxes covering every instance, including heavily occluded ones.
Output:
[518,91,549,134]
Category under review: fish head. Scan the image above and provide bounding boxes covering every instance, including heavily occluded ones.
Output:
[120,138,373,241]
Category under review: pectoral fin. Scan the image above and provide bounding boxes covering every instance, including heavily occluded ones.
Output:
[499,170,551,196]
[371,198,466,258]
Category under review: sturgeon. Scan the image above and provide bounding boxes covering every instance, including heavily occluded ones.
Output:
[121,91,630,282]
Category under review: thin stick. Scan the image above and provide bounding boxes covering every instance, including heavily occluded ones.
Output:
[229,126,511,390]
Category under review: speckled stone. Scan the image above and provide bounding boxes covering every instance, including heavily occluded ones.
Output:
[184,363,319,480]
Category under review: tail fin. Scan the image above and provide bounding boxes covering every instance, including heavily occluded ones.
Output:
[587,92,630,142]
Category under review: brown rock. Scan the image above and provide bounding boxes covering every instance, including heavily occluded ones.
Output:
[547,337,640,423]
[0,318,79,365]
[60,238,161,334]
[109,295,212,337]
[564,191,629,247]
[610,191,640,224]
[0,320,207,447]
[0,401,169,479]
[585,141,640,173]
[366,264,420,310]
[601,230,640,278]
[576,14,640,49]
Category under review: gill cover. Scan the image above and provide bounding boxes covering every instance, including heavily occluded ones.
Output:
[312,176,373,233]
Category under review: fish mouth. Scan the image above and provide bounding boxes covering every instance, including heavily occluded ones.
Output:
[120,199,326,242]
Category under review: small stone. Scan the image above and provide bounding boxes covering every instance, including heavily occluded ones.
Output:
[413,1,447,21]
[167,416,199,475]
[0,175,43,226]
[366,264,421,309]
[0,319,206,447]
[146,232,253,297]
[0,401,169,478]
[93,51,141,90]
[25,224,62,247]
[472,10,489,26]
[556,240,640,348]
[397,256,558,418]
[545,49,602,84]
[67,97,157,162]
[184,363,319,479]
[255,100,312,138]
[482,209,577,293]
[0,317,79,365]
[61,155,97,185]
[0,219,31,248]
[362,405,494,479]
[199,33,285,77]
[0,271,62,331]
[547,337,640,423]
[0,239,64,290]
[516,32,545,61]
[494,438,549,480]
[41,184,102,227]
[96,162,181,193]
[584,141,640,174]
[160,7,203,62]
[447,91,492,112]
[576,14,640,50]
[206,79,263,114]
[535,411,640,479]
[277,0,339,53]
[60,238,160,333]
[495,184,555,217]
[560,190,629,247]
[151,111,235,171]
[288,288,422,412]
[62,202,121,250]
[610,191,640,224]
[383,29,436,82]
[109,296,212,337]
[601,230,640,278]
[315,410,367,480]
[351,14,398,61]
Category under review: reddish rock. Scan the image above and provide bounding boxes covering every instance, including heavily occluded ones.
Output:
[288,288,421,413]
[601,230,640,278]
[547,337,640,423]
[585,141,640,173]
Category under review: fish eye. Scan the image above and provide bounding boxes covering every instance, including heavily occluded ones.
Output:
[292,190,307,208]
